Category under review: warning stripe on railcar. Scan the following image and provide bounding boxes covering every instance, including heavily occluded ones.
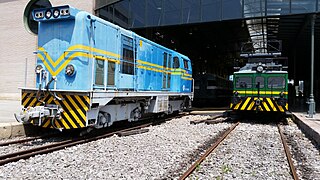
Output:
[21,90,90,129]
[230,97,288,112]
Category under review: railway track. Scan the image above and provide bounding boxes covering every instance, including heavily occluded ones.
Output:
[0,133,60,147]
[0,124,151,166]
[278,124,299,180]
[180,121,299,180]
[0,114,183,166]
[179,121,239,179]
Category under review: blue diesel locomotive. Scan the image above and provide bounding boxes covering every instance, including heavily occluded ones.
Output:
[15,5,193,130]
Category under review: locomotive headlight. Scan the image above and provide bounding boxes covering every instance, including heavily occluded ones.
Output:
[45,10,52,19]
[53,9,60,18]
[234,91,239,96]
[65,64,75,76]
[279,91,284,98]
[35,65,44,74]
[257,66,263,72]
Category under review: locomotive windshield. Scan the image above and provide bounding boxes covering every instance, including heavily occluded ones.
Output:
[235,76,252,88]
[268,77,285,89]
[255,76,265,88]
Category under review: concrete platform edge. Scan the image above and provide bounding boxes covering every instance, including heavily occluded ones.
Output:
[292,113,320,145]
[0,123,42,139]
[0,122,26,139]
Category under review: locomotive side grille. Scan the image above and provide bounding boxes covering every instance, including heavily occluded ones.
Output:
[21,90,90,129]
[230,97,288,112]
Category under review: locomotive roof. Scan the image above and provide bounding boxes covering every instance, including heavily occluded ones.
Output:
[234,62,287,74]
[78,8,191,60]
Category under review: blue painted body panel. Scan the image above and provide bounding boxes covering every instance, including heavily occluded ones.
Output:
[33,5,192,93]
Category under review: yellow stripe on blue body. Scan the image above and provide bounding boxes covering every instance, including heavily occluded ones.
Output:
[38,46,192,80]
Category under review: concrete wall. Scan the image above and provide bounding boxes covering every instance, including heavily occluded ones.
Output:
[0,0,94,100]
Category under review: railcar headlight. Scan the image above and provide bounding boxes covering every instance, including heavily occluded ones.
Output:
[65,64,75,76]
[279,91,284,98]
[234,91,239,96]
[45,10,52,19]
[53,9,60,18]
[35,65,43,74]
[257,66,263,72]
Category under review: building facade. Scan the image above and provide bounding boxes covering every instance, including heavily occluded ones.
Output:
[0,0,319,104]
[0,0,94,99]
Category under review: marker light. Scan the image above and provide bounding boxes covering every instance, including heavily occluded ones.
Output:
[65,64,75,76]
[35,65,44,74]
[35,11,44,19]
[45,10,52,19]
[53,9,60,18]
[60,8,70,16]
[257,66,263,72]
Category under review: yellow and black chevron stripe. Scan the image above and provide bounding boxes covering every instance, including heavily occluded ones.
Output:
[230,97,288,112]
[21,90,90,129]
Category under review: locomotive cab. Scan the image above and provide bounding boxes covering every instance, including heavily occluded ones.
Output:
[230,62,288,113]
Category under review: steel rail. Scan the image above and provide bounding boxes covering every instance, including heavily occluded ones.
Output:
[0,133,59,147]
[179,122,239,180]
[277,124,299,180]
[0,113,184,166]
[0,122,153,166]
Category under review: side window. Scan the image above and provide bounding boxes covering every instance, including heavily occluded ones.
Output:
[268,77,285,88]
[183,58,189,69]
[163,52,168,68]
[173,56,180,68]
[95,58,104,85]
[255,76,264,88]
[121,35,134,75]
[235,76,252,88]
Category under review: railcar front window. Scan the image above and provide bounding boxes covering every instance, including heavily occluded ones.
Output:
[235,77,252,88]
[255,76,264,88]
[268,77,285,89]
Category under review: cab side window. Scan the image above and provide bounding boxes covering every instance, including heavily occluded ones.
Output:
[173,56,180,68]
[121,35,134,75]
[183,59,189,69]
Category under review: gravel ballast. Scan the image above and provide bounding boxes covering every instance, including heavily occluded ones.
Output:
[0,115,231,179]
[1,115,319,179]
[283,121,320,179]
[188,123,292,180]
